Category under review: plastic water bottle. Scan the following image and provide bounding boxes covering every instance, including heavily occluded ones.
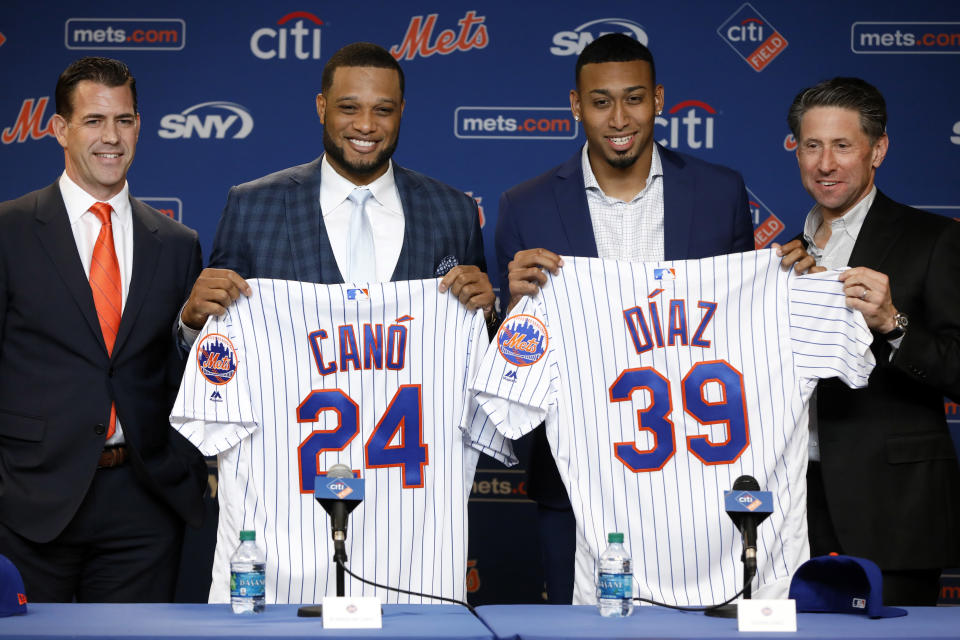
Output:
[597,532,633,617]
[230,530,265,614]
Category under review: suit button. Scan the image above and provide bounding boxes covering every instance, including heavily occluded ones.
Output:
[108,367,115,377]
[94,424,106,435]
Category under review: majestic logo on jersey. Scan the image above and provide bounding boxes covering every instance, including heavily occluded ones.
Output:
[503,370,518,383]
[346,288,369,300]
[197,334,238,385]
[496,315,548,367]
[209,389,223,402]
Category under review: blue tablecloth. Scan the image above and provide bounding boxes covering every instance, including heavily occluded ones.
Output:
[474,604,960,640]
[1,603,493,640]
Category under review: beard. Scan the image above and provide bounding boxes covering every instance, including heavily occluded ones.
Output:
[322,127,400,178]
[605,148,640,170]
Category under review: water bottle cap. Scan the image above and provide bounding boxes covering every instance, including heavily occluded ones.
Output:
[239,530,256,541]
[608,532,624,543]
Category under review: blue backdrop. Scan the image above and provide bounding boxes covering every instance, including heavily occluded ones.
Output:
[2,0,958,605]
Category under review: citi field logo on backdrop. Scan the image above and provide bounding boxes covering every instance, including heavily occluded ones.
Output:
[65,18,185,50]
[0,32,6,48]
[454,107,577,140]
[158,102,254,140]
[656,100,717,150]
[550,18,648,56]
[390,10,488,60]
[716,3,788,71]
[746,188,785,249]
[2,97,55,144]
[250,11,322,60]
[140,197,183,222]
[851,22,960,54]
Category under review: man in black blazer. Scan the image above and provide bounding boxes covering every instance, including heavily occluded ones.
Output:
[0,57,207,602]
[789,77,960,605]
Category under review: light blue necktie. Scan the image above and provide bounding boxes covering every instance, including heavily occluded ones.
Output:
[346,188,375,283]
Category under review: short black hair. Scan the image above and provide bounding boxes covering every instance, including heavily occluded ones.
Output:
[575,33,656,88]
[787,77,887,144]
[55,57,137,119]
[321,42,405,98]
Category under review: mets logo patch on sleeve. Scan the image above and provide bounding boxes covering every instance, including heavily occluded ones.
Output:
[496,314,548,367]
[197,333,238,385]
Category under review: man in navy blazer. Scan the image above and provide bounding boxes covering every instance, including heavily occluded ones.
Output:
[181,42,495,332]
[0,57,207,602]
[498,34,809,604]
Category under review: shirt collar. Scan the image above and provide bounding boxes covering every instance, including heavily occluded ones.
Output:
[580,143,663,202]
[802,185,876,247]
[58,172,131,228]
[320,154,402,217]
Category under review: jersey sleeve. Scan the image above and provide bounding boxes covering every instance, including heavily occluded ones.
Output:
[460,309,518,466]
[169,304,259,455]
[470,294,557,440]
[789,269,876,388]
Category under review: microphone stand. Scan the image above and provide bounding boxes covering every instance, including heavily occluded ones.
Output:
[704,552,755,618]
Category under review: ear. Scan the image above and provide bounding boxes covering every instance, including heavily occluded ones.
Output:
[51,113,69,149]
[400,99,405,118]
[654,84,665,116]
[871,132,888,169]
[316,93,326,125]
[569,89,581,121]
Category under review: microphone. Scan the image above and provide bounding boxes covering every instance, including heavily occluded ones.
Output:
[724,475,773,586]
[314,464,364,562]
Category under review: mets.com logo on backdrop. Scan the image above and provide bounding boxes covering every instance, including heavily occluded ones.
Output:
[851,22,960,54]
[716,3,788,71]
[65,18,184,50]
[454,107,577,140]
[550,18,648,56]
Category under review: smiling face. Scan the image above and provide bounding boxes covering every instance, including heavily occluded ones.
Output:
[796,106,887,221]
[570,60,663,180]
[316,66,404,185]
[52,80,139,201]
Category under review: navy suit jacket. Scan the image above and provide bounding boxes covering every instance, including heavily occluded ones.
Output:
[810,191,960,570]
[496,144,754,506]
[0,182,208,542]
[208,157,486,281]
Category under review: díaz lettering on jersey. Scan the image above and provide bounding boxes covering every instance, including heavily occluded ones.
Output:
[496,314,548,367]
[197,333,238,385]
[346,288,369,301]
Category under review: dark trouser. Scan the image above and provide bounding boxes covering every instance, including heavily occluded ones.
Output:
[536,504,576,604]
[806,461,942,606]
[0,462,184,603]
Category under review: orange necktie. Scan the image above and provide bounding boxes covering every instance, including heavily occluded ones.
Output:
[89,202,121,438]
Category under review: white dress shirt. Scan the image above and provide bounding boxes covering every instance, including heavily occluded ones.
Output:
[59,172,133,444]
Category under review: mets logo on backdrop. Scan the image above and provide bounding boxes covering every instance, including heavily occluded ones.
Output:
[497,314,548,367]
[197,334,238,385]
[716,3,788,72]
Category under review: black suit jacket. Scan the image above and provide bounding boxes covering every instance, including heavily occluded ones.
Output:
[0,182,208,543]
[813,190,960,570]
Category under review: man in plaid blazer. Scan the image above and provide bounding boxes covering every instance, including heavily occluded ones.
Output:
[180,42,496,333]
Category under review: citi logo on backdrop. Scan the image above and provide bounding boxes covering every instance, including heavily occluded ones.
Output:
[158,102,254,140]
[656,100,717,150]
[550,18,649,56]
[250,11,322,60]
[716,3,788,71]
[390,11,488,60]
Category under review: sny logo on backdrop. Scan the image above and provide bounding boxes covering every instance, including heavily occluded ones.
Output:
[390,11,488,60]
[746,188,785,249]
[158,102,254,140]
[852,22,960,54]
[250,11,322,60]
[716,3,788,72]
[2,97,55,144]
[65,18,185,51]
[952,121,960,145]
[656,100,716,150]
[454,107,577,140]
[140,197,182,223]
[550,18,648,56]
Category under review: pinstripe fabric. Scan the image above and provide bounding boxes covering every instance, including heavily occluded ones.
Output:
[207,157,486,284]
[472,249,875,607]
[170,278,514,604]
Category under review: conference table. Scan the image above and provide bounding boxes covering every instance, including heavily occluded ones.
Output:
[4,603,959,639]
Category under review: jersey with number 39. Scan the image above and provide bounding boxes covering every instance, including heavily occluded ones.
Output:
[472,250,875,606]
[171,278,514,604]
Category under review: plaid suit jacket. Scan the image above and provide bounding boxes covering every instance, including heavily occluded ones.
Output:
[208,157,486,282]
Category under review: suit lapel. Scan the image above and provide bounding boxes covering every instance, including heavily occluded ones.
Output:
[392,164,435,280]
[33,183,105,350]
[113,198,160,357]
[284,158,341,283]
[848,190,904,270]
[554,152,599,257]
[660,145,694,261]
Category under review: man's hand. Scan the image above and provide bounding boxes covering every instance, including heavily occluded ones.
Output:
[839,267,898,333]
[506,248,563,311]
[438,265,495,319]
[773,239,823,274]
[181,268,252,330]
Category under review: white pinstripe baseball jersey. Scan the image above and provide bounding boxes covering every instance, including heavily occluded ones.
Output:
[471,250,875,606]
[171,278,515,604]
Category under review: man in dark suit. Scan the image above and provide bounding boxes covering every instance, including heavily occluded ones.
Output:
[180,42,495,333]
[498,34,811,604]
[0,57,207,602]
[789,77,960,606]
